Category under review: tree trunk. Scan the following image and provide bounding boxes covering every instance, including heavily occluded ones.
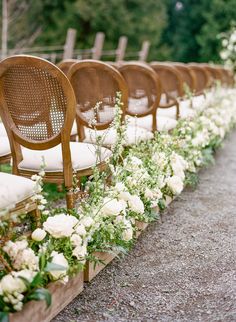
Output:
[1,0,8,59]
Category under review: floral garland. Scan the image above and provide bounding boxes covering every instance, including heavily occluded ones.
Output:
[0,86,236,320]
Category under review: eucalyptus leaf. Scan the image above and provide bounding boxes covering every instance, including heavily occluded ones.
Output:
[28,288,52,308]
[44,262,67,272]
[0,312,9,322]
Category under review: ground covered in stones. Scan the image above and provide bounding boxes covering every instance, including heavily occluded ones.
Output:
[53,131,236,322]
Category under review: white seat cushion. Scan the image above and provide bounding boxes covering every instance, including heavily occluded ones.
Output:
[0,173,36,210]
[19,142,112,172]
[71,121,77,136]
[0,122,7,137]
[0,137,11,157]
[83,125,153,146]
[126,115,177,132]
[157,100,196,119]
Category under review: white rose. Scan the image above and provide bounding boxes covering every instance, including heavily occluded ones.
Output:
[114,182,126,192]
[128,195,144,214]
[75,224,87,236]
[70,234,82,247]
[100,197,126,216]
[49,251,69,281]
[80,217,94,228]
[72,244,87,261]
[144,188,154,200]
[0,274,26,294]
[43,214,78,238]
[118,191,132,202]
[166,175,184,195]
[122,220,133,241]
[31,228,46,242]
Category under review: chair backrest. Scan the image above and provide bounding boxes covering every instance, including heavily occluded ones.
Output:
[67,60,128,138]
[150,62,184,100]
[201,64,222,85]
[0,55,76,171]
[119,62,161,120]
[57,59,78,76]
[172,63,196,94]
[187,64,211,95]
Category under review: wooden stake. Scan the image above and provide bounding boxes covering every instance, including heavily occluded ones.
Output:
[63,28,77,60]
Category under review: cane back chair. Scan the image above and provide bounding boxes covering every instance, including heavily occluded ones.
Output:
[0,55,111,209]
[57,59,78,76]
[118,62,177,132]
[187,64,211,95]
[171,63,197,95]
[67,60,153,146]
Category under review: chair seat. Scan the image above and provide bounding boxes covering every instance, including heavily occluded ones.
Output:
[157,101,196,119]
[126,115,177,132]
[0,173,36,210]
[19,142,112,173]
[83,125,153,146]
[0,137,11,157]
[0,122,7,137]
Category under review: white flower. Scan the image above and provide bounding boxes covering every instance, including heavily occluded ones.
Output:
[166,175,184,195]
[70,234,83,247]
[49,251,69,281]
[122,220,133,241]
[114,182,126,192]
[72,244,87,262]
[144,188,154,199]
[31,228,46,242]
[0,274,26,294]
[100,197,126,216]
[128,195,144,214]
[80,217,94,228]
[43,214,78,238]
[75,224,87,236]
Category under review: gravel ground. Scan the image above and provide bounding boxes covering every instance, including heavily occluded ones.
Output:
[53,131,236,322]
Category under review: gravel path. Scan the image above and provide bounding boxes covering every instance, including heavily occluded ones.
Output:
[53,131,236,322]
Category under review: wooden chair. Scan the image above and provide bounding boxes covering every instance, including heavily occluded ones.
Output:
[0,55,111,209]
[119,62,177,132]
[201,64,222,85]
[187,63,211,95]
[67,60,153,146]
[171,63,197,94]
[57,59,78,76]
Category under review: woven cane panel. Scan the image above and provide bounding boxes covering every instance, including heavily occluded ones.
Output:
[121,69,157,115]
[70,68,119,126]
[2,65,67,141]
[192,69,207,93]
[154,68,180,97]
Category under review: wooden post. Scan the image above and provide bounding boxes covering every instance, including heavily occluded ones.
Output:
[63,28,77,60]
[92,32,105,60]
[115,36,127,62]
[139,40,150,62]
[1,0,8,59]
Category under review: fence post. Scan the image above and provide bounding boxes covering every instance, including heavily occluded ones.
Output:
[92,32,105,60]
[139,41,150,62]
[63,28,77,60]
[115,36,127,62]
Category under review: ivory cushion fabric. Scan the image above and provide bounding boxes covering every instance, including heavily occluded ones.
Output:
[83,125,153,146]
[126,115,177,132]
[157,100,196,119]
[19,142,112,172]
[0,172,36,210]
[0,137,11,157]
[0,123,7,137]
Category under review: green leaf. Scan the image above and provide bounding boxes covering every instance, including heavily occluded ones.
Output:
[28,288,51,308]
[44,262,67,272]
[31,273,44,288]
[0,312,9,322]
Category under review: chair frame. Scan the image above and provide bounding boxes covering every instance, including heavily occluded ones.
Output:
[0,55,106,209]
[67,59,128,141]
[119,62,162,132]
[187,64,211,95]
[150,62,183,119]
[57,59,78,76]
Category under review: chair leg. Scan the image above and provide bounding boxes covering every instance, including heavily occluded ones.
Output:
[57,184,63,192]
[66,189,74,209]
